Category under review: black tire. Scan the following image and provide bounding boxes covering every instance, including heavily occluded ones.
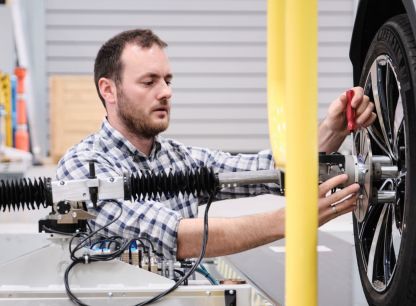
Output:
[353,14,416,306]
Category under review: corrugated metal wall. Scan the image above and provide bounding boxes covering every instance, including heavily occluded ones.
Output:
[44,0,354,153]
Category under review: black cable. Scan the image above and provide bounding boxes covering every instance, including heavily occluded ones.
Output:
[133,239,153,271]
[133,190,216,306]
[173,269,185,277]
[64,200,126,305]
[135,237,156,253]
[86,221,93,233]
[64,189,216,306]
[173,269,187,285]
[41,225,77,236]
[64,259,91,306]
[68,201,123,259]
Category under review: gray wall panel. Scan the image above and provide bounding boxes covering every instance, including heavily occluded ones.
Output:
[43,0,355,153]
[0,7,15,74]
[45,0,265,12]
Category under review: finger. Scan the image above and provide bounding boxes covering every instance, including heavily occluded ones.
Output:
[319,194,358,226]
[328,194,358,220]
[319,174,348,197]
[325,183,360,204]
[333,192,358,212]
[323,202,356,225]
[356,102,374,126]
[350,87,365,108]
[361,112,377,128]
[328,96,347,117]
[354,95,370,115]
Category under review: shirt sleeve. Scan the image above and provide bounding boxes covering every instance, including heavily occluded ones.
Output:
[188,147,281,200]
[56,149,182,260]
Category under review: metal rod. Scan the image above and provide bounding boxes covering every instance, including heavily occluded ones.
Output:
[377,191,396,203]
[217,170,280,187]
[372,155,392,166]
[380,166,398,179]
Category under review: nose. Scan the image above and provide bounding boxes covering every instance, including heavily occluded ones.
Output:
[156,80,172,101]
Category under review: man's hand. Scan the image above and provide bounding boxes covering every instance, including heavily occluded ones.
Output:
[324,86,376,134]
[319,86,377,153]
[318,174,360,226]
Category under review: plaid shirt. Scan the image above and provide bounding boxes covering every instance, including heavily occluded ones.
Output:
[56,118,279,259]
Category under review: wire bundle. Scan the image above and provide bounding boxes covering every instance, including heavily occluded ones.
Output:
[0,177,52,212]
[65,190,217,306]
[65,201,144,305]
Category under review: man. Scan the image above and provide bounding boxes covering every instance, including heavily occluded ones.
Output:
[57,29,376,260]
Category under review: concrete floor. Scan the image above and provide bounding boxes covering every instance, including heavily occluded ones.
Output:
[0,165,369,305]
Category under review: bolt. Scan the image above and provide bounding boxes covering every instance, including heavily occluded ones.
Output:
[108,292,113,297]
[110,178,114,182]
[206,291,211,296]
[72,212,77,218]
[60,181,65,185]
[229,290,234,295]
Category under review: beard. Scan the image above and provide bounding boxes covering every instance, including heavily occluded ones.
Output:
[116,88,169,138]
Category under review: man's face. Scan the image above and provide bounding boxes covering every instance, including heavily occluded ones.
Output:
[115,44,172,138]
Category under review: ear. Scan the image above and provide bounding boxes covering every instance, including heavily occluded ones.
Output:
[98,77,117,106]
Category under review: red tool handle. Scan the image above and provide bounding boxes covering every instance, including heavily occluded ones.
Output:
[346,89,356,132]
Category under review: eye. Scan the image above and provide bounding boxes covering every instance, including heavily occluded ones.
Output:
[142,80,154,86]
[165,79,172,86]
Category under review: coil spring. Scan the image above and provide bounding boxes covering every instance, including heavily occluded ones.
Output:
[130,167,218,201]
[0,177,52,212]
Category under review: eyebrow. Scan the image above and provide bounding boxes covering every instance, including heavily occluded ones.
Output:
[141,73,173,79]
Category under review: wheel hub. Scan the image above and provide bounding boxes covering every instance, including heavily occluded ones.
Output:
[352,129,373,222]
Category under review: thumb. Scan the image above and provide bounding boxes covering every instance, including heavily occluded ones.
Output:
[329,94,347,117]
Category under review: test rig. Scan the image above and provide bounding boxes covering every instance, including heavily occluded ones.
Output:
[0,123,400,306]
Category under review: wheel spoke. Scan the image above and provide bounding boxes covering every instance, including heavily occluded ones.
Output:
[367,204,388,284]
[369,59,395,158]
[391,203,401,260]
[386,60,404,158]
[393,98,404,154]
[358,205,372,240]
[360,130,365,155]
[385,64,397,143]
[368,126,391,157]
[383,205,394,285]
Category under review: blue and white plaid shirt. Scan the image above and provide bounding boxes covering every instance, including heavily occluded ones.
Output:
[57,118,279,259]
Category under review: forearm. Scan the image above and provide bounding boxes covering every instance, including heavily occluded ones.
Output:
[318,120,349,153]
[176,209,285,260]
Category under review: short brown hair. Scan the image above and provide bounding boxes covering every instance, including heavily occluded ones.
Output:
[94,29,168,107]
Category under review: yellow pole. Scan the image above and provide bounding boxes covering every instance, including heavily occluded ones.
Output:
[2,75,12,147]
[0,72,5,147]
[267,0,286,168]
[284,0,318,304]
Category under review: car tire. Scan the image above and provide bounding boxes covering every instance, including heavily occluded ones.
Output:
[353,14,416,306]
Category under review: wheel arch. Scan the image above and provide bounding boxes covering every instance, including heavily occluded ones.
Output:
[349,0,416,85]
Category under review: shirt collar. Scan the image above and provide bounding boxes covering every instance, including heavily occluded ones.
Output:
[100,118,162,158]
